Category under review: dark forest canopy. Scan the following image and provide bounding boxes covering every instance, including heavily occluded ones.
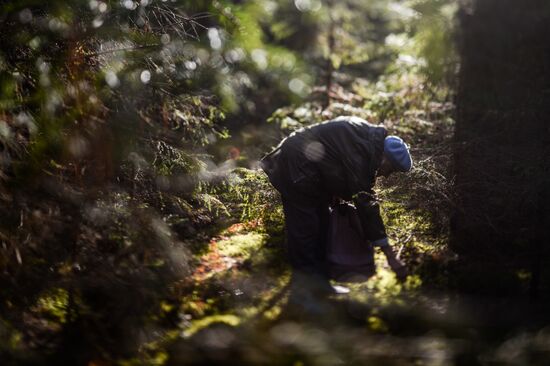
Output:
[1,1,549,365]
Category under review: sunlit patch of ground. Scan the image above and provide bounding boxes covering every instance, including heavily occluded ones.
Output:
[176,176,448,348]
[178,220,291,337]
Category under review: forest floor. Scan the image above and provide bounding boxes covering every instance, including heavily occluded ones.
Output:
[161,84,550,365]
[159,83,482,364]
[12,79,550,365]
[167,188,457,364]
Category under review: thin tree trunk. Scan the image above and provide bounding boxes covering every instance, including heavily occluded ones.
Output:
[323,0,335,110]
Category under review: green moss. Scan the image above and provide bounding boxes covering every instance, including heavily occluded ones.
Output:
[182,314,241,338]
[119,351,168,366]
[35,288,69,324]
[217,232,268,259]
[197,193,231,218]
[367,315,389,333]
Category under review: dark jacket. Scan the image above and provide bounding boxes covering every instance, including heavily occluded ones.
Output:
[261,116,386,199]
[261,116,388,242]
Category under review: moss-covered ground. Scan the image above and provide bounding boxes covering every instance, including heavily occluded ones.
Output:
[159,166,476,365]
[155,77,550,365]
[17,74,550,366]
[149,78,473,364]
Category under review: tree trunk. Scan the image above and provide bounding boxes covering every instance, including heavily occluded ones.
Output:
[452,0,550,294]
[323,0,335,110]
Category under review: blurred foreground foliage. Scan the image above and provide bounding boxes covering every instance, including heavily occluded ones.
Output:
[4,1,546,366]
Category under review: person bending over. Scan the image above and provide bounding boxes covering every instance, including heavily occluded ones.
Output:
[261,116,412,294]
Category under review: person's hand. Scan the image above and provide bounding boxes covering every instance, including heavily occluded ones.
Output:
[381,246,408,282]
[387,256,408,281]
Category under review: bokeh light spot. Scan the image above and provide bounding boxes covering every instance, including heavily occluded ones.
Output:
[251,49,268,70]
[19,8,32,23]
[208,28,223,50]
[289,78,307,96]
[304,141,325,162]
[294,0,321,12]
[105,71,120,88]
[140,70,151,83]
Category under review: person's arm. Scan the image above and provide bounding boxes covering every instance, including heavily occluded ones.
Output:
[353,191,407,280]
[379,244,407,280]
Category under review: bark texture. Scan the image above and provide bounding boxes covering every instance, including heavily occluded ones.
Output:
[453,0,550,294]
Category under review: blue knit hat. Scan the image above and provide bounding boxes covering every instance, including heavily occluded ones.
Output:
[383,136,412,172]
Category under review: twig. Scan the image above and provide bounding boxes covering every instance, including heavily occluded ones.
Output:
[82,44,161,59]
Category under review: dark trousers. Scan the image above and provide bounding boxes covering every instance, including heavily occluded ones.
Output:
[281,196,331,281]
